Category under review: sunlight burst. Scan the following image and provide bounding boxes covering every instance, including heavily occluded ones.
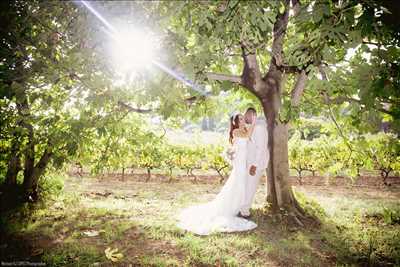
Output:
[111,28,156,73]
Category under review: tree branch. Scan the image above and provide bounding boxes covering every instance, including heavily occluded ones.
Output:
[362,41,381,47]
[117,101,153,114]
[318,65,353,154]
[281,64,302,74]
[206,72,242,85]
[328,96,361,104]
[268,0,290,72]
[184,95,207,106]
[240,43,264,95]
[34,146,53,172]
[328,96,397,116]
[291,0,301,17]
[291,70,307,106]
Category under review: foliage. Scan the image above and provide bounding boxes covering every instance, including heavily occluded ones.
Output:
[203,145,231,183]
[288,133,318,184]
[37,172,65,199]
[362,133,400,183]
[70,113,399,185]
[135,132,164,181]
[381,207,400,225]
[1,0,399,211]
[178,146,205,181]
[0,0,133,200]
[161,145,184,180]
[71,114,231,182]
[150,0,400,216]
[288,123,400,183]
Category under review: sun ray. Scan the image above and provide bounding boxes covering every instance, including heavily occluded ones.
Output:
[77,1,210,96]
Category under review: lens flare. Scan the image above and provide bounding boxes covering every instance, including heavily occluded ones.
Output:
[77,1,210,96]
[112,28,155,71]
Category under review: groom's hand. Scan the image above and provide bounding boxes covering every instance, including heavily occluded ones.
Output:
[249,165,256,176]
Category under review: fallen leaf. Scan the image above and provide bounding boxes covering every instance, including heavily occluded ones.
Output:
[31,248,43,256]
[105,247,124,262]
[83,230,101,237]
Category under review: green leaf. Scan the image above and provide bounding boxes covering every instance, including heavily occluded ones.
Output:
[279,2,285,14]
[105,247,124,262]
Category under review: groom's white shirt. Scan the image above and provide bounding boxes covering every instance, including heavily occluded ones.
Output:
[247,117,269,170]
[241,117,269,216]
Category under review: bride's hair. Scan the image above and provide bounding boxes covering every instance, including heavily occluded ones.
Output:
[229,114,240,144]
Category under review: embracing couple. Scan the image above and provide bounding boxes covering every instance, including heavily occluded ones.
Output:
[177,107,269,235]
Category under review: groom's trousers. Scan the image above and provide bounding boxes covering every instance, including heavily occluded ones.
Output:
[240,168,264,216]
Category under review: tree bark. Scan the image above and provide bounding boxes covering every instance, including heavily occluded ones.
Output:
[15,83,40,199]
[260,71,309,225]
[206,73,242,84]
[167,168,173,182]
[5,138,22,185]
[146,168,151,182]
[23,123,35,187]
[215,167,227,184]
[294,168,303,185]
[264,107,301,212]
[22,146,53,201]
[381,169,391,185]
[189,169,197,183]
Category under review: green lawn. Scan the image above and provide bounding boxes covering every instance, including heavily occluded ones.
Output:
[1,174,399,266]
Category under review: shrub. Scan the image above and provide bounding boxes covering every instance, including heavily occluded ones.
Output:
[38,172,65,199]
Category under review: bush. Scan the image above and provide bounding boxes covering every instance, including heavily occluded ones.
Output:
[38,173,65,199]
[363,133,400,184]
[288,131,400,183]
[203,145,231,183]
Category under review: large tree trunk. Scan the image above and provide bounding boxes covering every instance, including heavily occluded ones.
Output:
[23,124,35,187]
[18,98,40,200]
[261,65,308,225]
[267,123,298,206]
[263,98,293,207]
[23,147,53,201]
[262,100,308,226]
[5,139,22,185]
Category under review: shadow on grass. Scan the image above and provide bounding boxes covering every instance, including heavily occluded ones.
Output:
[1,179,400,267]
[271,190,400,267]
[0,196,186,266]
[147,191,400,267]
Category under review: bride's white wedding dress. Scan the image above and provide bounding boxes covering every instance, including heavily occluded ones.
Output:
[177,137,257,235]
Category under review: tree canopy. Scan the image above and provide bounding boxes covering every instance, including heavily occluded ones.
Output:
[1,0,399,214]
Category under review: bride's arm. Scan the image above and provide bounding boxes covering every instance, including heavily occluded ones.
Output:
[233,128,248,138]
[225,144,236,162]
[232,121,256,138]
[246,118,257,137]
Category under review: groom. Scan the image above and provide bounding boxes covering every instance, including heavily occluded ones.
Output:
[239,107,269,218]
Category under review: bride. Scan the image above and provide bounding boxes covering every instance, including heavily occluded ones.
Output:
[177,112,257,235]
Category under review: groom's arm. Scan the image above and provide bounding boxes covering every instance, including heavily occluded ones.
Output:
[253,121,268,170]
[249,123,262,175]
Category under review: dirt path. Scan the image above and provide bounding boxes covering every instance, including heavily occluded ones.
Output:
[65,174,400,208]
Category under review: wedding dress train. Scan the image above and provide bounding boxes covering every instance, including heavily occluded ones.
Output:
[177,137,257,235]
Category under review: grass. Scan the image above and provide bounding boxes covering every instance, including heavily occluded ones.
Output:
[1,174,399,266]
[42,243,104,266]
